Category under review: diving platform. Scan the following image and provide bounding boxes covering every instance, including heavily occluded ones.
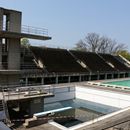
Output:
[0,85,54,101]
[0,30,51,40]
[0,85,54,118]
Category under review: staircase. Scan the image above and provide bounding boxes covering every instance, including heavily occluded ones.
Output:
[0,89,10,123]
[0,100,6,121]
[0,100,4,111]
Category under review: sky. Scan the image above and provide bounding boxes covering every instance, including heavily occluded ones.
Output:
[1,0,130,50]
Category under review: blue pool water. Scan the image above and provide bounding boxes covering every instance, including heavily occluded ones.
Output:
[44,99,119,114]
[104,80,130,87]
[44,99,119,128]
[53,107,104,128]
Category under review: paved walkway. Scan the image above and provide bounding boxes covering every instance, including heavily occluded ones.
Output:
[14,123,60,130]
[75,108,130,130]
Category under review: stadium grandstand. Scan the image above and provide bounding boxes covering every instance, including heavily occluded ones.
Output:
[1,8,130,130]
[99,53,130,71]
[18,46,130,85]
[30,46,87,73]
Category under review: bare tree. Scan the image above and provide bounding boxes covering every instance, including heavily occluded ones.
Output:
[74,33,126,54]
[98,36,111,53]
[74,40,88,51]
[84,33,100,52]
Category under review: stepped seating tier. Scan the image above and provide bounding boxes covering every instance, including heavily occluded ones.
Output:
[70,50,115,72]
[30,47,88,73]
[100,54,130,71]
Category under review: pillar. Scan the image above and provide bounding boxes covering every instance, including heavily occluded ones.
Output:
[0,9,3,69]
[56,76,58,84]
[0,8,3,30]
[79,75,81,82]
[123,73,125,78]
[25,77,28,86]
[7,10,21,70]
[68,76,71,83]
[105,73,107,79]
[41,77,44,85]
[118,73,120,78]
[97,74,100,80]
[9,10,21,32]
[89,75,91,81]
[8,39,20,69]
[111,74,114,79]
[0,38,2,69]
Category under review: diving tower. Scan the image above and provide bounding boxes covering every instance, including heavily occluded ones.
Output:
[0,7,51,85]
[0,7,52,122]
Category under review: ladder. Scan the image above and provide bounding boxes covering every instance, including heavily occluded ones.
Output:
[0,87,10,123]
[0,100,4,111]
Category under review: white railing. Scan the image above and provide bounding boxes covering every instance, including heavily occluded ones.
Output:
[1,23,48,36]
[0,84,54,101]
[22,25,48,36]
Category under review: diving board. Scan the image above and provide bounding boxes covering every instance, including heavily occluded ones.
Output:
[34,107,72,117]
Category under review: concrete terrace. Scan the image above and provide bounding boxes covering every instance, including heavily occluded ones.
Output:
[12,106,130,130]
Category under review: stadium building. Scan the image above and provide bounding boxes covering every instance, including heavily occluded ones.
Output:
[0,7,130,130]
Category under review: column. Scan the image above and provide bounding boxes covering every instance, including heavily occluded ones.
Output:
[0,8,3,30]
[68,76,71,83]
[111,74,114,79]
[0,38,2,69]
[25,77,28,86]
[118,73,120,78]
[7,9,21,70]
[89,75,91,81]
[0,9,3,69]
[79,75,81,82]
[8,39,20,69]
[123,73,125,78]
[56,76,58,84]
[41,77,44,85]
[105,73,107,79]
[97,74,100,80]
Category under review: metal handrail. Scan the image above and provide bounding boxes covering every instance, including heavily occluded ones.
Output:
[1,83,54,100]
[22,25,48,36]
[1,23,48,36]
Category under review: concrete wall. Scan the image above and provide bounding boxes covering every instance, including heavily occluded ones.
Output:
[76,86,130,108]
[29,97,44,116]
[0,8,21,70]
[0,39,2,69]
[0,8,3,30]
[0,9,3,70]
[8,39,20,70]
[44,86,75,104]
[0,75,20,85]
[44,85,130,109]
[9,10,21,32]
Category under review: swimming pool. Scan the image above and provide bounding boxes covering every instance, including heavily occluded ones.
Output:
[44,99,118,114]
[104,80,130,87]
[53,107,104,128]
[44,99,118,128]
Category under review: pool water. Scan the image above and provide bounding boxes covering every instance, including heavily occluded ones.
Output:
[44,99,119,128]
[104,80,130,87]
[44,99,119,114]
[53,107,104,128]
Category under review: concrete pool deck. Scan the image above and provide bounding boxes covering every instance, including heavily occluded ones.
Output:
[75,106,130,130]
[3,79,130,130]
[13,106,130,130]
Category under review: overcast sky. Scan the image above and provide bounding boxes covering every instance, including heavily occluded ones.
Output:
[1,0,130,50]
